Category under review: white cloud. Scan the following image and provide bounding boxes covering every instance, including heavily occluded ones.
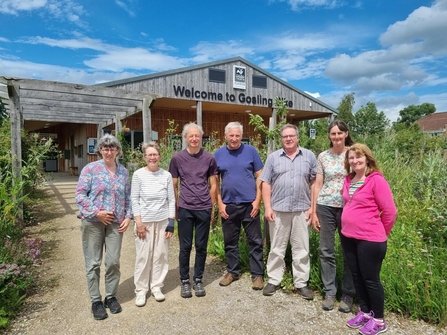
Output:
[0,0,87,28]
[325,1,447,96]
[0,0,47,15]
[189,41,254,63]
[115,0,136,17]
[0,57,141,84]
[271,0,344,11]
[19,36,188,72]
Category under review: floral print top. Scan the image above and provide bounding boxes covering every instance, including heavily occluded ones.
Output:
[316,149,346,208]
[75,160,132,223]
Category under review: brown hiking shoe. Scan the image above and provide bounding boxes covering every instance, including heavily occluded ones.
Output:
[252,276,264,290]
[219,273,241,286]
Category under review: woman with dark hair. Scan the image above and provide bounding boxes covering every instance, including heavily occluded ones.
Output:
[311,120,356,312]
[341,143,397,335]
[131,141,175,306]
[75,133,132,320]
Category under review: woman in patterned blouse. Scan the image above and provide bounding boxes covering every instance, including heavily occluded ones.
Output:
[75,134,132,321]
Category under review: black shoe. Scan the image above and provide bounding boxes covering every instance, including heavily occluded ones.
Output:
[295,286,314,300]
[104,296,122,314]
[91,301,108,320]
[181,280,193,298]
[263,283,280,296]
[193,279,206,297]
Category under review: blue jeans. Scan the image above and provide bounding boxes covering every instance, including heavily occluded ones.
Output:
[317,204,355,297]
[81,220,123,303]
[177,207,211,282]
[221,203,263,277]
[341,235,387,318]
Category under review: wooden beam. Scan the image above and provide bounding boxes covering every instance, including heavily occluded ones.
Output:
[17,78,155,101]
[142,97,152,143]
[7,81,24,224]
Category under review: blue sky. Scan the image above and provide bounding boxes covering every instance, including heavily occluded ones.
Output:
[1,0,447,121]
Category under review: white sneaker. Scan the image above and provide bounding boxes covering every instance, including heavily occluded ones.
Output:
[152,288,165,302]
[135,292,146,307]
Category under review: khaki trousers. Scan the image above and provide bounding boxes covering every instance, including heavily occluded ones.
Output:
[134,219,169,294]
[266,211,310,288]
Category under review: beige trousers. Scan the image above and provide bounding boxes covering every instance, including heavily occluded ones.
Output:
[134,219,169,294]
[266,211,310,288]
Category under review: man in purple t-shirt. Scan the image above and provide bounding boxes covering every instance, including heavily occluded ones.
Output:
[215,122,264,290]
[169,123,218,299]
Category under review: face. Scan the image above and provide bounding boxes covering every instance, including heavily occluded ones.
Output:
[184,126,202,149]
[225,127,242,150]
[348,150,368,175]
[281,127,299,151]
[143,147,160,167]
[101,146,119,164]
[329,125,348,147]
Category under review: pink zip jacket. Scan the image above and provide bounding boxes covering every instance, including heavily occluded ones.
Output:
[341,171,397,242]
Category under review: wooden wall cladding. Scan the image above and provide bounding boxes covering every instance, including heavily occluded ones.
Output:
[122,107,269,139]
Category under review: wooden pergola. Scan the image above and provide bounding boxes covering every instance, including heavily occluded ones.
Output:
[1,77,161,221]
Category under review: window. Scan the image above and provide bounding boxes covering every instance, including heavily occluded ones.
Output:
[252,75,267,89]
[209,68,226,83]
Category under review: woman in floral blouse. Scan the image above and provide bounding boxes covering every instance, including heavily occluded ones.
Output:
[311,120,355,313]
[75,134,132,321]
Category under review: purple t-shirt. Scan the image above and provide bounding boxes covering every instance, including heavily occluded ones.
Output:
[169,148,218,210]
[214,144,263,203]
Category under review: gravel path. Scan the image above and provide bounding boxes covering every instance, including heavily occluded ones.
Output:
[6,174,446,335]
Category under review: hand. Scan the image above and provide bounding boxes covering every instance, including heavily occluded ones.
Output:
[136,222,149,239]
[118,218,131,233]
[219,203,229,219]
[264,208,275,222]
[164,231,173,239]
[250,201,260,218]
[311,213,320,232]
[97,211,115,225]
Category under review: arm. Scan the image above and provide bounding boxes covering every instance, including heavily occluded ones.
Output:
[130,172,148,239]
[311,173,324,231]
[118,169,132,233]
[216,174,229,219]
[250,169,263,217]
[165,174,176,239]
[374,176,397,236]
[172,177,179,220]
[306,178,316,225]
[209,175,218,222]
[262,181,275,222]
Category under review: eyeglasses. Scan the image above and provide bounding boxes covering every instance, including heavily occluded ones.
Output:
[281,134,297,139]
[144,154,159,158]
[101,148,117,153]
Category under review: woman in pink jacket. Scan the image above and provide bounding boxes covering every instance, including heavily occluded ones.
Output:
[341,143,397,335]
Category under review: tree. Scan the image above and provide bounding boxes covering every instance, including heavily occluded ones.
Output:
[0,97,7,124]
[353,102,390,137]
[393,103,436,129]
[336,92,356,131]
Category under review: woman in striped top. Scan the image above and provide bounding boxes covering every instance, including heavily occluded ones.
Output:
[131,141,176,306]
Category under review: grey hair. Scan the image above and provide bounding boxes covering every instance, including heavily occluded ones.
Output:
[95,133,122,159]
[225,121,243,135]
[141,141,160,155]
[280,123,299,137]
[182,123,204,137]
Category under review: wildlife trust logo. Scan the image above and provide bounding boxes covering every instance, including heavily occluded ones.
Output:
[233,65,246,89]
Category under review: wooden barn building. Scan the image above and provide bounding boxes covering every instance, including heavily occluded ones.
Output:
[1,57,337,174]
